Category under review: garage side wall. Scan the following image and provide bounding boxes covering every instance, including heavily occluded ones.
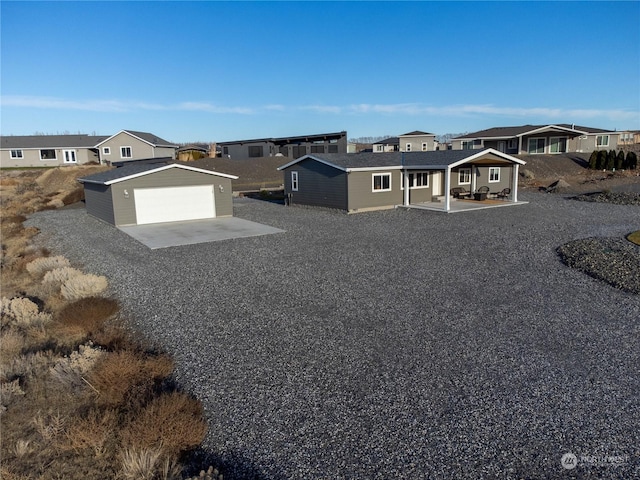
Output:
[111,169,230,226]
[83,183,115,225]
[283,159,348,210]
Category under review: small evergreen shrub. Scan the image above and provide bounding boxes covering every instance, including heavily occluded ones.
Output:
[60,274,108,301]
[616,150,625,170]
[627,151,638,170]
[588,150,598,169]
[606,150,616,170]
[596,150,607,169]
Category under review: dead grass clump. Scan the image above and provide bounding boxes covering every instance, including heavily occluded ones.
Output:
[87,350,174,408]
[50,343,105,392]
[119,446,165,480]
[26,255,70,277]
[55,297,119,336]
[60,273,108,301]
[1,351,57,384]
[33,410,66,442]
[14,181,40,196]
[45,198,65,209]
[0,297,52,330]
[121,391,207,457]
[1,379,26,411]
[61,187,84,205]
[0,329,25,359]
[63,408,118,458]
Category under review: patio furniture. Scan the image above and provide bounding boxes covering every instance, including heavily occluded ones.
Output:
[474,186,489,201]
[450,187,471,199]
[495,187,511,200]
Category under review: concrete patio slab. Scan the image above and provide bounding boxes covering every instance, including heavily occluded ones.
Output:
[400,199,529,213]
[118,217,284,249]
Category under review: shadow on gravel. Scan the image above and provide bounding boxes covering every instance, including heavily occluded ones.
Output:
[185,448,272,480]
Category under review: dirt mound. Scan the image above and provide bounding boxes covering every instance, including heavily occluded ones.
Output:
[184,157,284,190]
[35,165,111,195]
[517,153,589,184]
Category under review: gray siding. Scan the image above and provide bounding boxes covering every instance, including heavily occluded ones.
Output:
[105,168,232,226]
[399,135,436,152]
[283,159,348,210]
[475,165,512,193]
[1,147,99,168]
[83,184,115,225]
[401,171,435,203]
[99,132,175,163]
[347,170,403,211]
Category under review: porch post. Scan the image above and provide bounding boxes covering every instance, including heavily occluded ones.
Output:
[512,164,519,202]
[518,136,523,154]
[403,170,410,206]
[444,167,451,211]
[471,166,477,193]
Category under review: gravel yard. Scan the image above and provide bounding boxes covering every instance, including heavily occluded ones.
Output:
[27,191,640,479]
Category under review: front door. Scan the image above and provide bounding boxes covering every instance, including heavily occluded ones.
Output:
[63,150,77,164]
[498,141,506,153]
[432,171,442,196]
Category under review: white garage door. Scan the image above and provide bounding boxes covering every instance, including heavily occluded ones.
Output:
[134,185,215,225]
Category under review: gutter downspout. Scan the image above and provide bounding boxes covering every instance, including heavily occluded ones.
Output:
[444,166,451,212]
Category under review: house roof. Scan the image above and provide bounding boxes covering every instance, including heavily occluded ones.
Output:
[278,149,525,172]
[78,163,238,186]
[373,137,399,145]
[94,130,178,148]
[217,131,347,146]
[0,134,108,149]
[453,124,612,140]
[176,144,209,153]
[399,130,435,136]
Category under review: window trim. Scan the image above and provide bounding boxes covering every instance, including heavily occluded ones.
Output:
[458,167,471,185]
[372,172,392,192]
[103,147,111,155]
[528,137,546,154]
[62,149,77,164]
[10,149,23,159]
[549,136,567,154]
[507,139,517,149]
[596,135,610,148]
[375,144,383,152]
[488,167,500,183]
[120,146,133,159]
[291,171,298,192]
[39,149,57,161]
[405,143,411,152]
[421,142,428,151]
[401,171,429,190]
[461,140,474,150]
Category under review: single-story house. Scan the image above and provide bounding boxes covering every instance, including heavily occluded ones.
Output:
[217,131,347,159]
[0,134,108,168]
[78,163,238,226]
[373,137,400,153]
[95,130,178,164]
[451,124,622,154]
[277,149,526,213]
[1,130,178,168]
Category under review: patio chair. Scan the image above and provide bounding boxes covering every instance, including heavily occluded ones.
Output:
[450,187,471,198]
[495,187,511,200]
[477,186,490,194]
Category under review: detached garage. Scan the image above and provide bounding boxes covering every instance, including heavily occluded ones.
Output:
[78,163,238,226]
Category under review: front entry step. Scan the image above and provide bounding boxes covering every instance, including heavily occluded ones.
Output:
[433,195,456,203]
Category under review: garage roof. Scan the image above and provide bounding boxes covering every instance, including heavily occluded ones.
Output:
[78,163,238,186]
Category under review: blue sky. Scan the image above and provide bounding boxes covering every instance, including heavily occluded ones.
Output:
[1,1,639,142]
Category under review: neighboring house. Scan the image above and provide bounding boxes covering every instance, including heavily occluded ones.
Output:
[217,131,347,159]
[0,134,107,168]
[451,124,621,154]
[78,163,238,226]
[95,130,178,164]
[177,144,210,161]
[278,149,525,213]
[398,131,437,152]
[373,137,400,153]
[618,130,640,146]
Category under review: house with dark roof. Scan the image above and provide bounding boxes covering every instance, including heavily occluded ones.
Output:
[78,163,237,226]
[217,131,347,159]
[372,137,400,153]
[277,149,526,213]
[95,130,178,164]
[1,130,178,168]
[0,134,108,168]
[451,124,621,154]
[398,131,437,152]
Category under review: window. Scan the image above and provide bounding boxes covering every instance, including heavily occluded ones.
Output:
[375,145,383,152]
[458,168,471,184]
[40,149,56,160]
[489,167,500,183]
[291,171,298,191]
[372,173,391,192]
[248,145,264,157]
[596,135,609,147]
[620,132,633,143]
[328,144,338,153]
[310,145,324,154]
[473,139,482,147]
[528,138,545,154]
[421,143,428,151]
[402,171,429,189]
[63,150,77,164]
[120,146,132,158]
[10,149,23,159]
[406,143,411,152]
[549,137,567,154]
[508,139,518,149]
[223,146,229,155]
[103,147,111,155]
[461,141,474,150]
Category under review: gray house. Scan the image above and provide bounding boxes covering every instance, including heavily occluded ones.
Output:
[78,163,238,226]
[278,149,526,213]
[451,124,621,154]
[95,130,178,164]
[217,131,347,159]
[0,134,107,168]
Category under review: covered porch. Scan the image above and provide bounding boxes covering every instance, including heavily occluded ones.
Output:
[400,196,528,213]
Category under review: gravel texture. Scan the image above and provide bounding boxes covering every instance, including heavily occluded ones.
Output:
[26,192,640,479]
[571,191,640,206]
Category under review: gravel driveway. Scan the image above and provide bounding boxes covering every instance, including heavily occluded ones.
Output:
[27,192,640,479]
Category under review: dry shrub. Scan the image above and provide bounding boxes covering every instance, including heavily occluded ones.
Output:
[55,297,119,336]
[1,351,57,383]
[0,297,51,330]
[50,343,105,391]
[60,273,108,301]
[61,187,84,205]
[87,350,173,408]
[13,439,33,458]
[0,329,25,359]
[121,391,207,457]
[33,410,66,442]
[63,408,117,457]
[26,255,70,276]
[119,446,164,480]
[14,181,40,195]
[40,267,83,298]
[1,379,26,410]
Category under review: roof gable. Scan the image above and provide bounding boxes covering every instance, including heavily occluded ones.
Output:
[399,130,435,136]
[453,123,613,140]
[94,130,177,148]
[78,163,238,185]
